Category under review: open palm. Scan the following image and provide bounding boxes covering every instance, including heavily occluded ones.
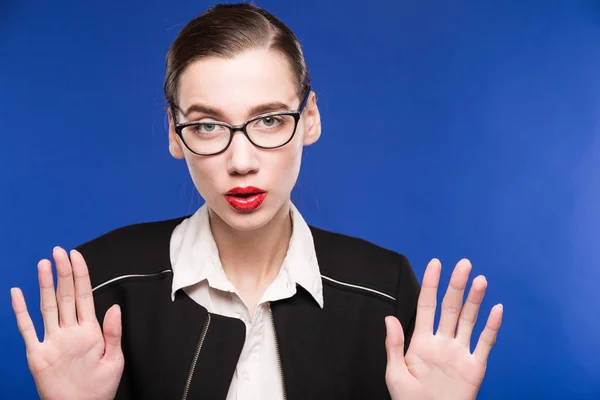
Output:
[385,258,503,400]
[11,247,123,400]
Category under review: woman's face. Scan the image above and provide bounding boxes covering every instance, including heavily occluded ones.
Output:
[168,49,321,232]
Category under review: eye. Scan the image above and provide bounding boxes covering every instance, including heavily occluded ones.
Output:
[256,116,283,128]
[185,122,227,137]
[201,123,216,131]
[262,117,277,126]
[193,122,226,133]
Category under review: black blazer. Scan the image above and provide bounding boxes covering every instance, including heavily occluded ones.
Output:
[77,215,421,400]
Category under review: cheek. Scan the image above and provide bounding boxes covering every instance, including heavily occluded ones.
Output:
[183,156,223,198]
[181,136,304,200]
[268,139,303,190]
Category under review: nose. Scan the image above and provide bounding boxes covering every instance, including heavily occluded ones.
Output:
[226,131,259,176]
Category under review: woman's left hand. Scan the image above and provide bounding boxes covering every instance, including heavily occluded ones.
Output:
[385,258,503,400]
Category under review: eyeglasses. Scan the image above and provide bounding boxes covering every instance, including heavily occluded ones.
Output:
[172,87,311,156]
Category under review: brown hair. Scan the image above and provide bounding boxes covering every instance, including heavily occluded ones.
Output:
[164,3,311,109]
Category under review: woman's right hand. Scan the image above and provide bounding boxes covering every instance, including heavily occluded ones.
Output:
[11,247,124,400]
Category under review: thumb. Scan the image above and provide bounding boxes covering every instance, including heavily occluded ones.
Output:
[385,316,406,369]
[102,304,123,362]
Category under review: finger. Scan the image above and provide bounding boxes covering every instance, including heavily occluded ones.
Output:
[413,258,441,336]
[70,250,96,324]
[11,288,40,349]
[385,316,406,366]
[473,304,504,366]
[437,259,472,337]
[54,246,77,327]
[102,305,123,363]
[38,259,60,337]
[455,275,487,347]
[385,316,409,387]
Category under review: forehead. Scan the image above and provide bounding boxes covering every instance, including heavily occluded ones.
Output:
[177,49,298,115]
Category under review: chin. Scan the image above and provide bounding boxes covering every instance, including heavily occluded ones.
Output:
[210,197,283,232]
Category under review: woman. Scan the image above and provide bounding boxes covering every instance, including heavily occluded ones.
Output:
[10,3,503,399]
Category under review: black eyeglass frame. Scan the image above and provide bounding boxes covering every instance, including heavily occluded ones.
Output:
[172,86,312,156]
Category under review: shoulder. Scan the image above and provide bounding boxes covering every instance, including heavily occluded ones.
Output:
[309,225,420,303]
[75,216,188,289]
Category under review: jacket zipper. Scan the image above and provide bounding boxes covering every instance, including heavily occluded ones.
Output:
[269,304,287,400]
[181,313,212,400]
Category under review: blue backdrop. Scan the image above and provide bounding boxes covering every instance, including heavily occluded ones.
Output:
[1,0,599,398]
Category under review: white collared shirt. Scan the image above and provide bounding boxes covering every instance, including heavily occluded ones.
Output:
[170,201,324,400]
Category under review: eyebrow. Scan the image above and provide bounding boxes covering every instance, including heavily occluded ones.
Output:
[181,101,294,121]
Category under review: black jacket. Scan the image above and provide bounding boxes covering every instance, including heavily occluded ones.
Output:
[77,216,421,400]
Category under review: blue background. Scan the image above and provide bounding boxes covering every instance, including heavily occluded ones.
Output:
[1,0,599,398]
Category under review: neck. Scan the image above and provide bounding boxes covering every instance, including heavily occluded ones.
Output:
[208,202,293,304]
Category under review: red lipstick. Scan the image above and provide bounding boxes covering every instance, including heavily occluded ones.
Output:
[224,186,267,212]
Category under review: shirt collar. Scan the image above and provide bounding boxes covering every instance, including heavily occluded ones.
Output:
[170,201,324,308]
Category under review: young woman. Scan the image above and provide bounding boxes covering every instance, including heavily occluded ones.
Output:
[10,3,503,399]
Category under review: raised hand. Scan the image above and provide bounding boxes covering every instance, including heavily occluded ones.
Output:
[385,258,503,400]
[11,247,124,400]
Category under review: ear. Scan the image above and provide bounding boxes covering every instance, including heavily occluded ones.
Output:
[168,107,185,159]
[302,91,321,146]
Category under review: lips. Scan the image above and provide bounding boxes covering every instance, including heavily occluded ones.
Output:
[225,186,267,212]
